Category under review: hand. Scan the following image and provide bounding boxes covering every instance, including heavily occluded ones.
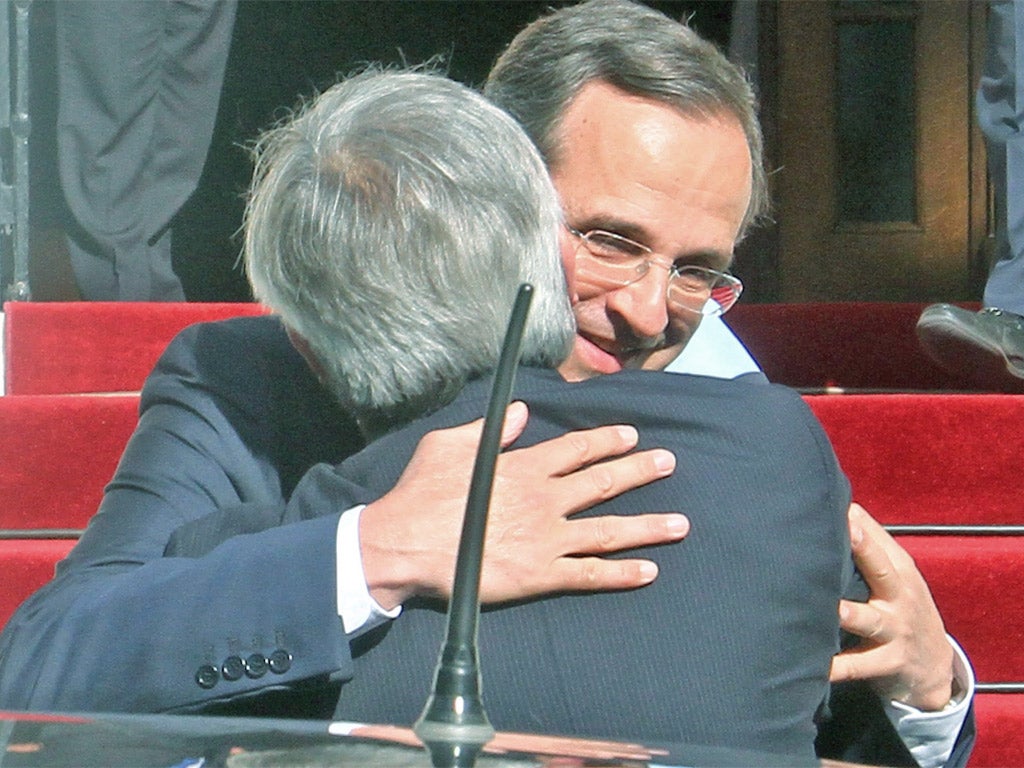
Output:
[829,503,954,711]
[359,400,687,609]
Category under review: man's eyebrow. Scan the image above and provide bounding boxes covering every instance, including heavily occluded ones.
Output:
[672,249,735,271]
[571,215,648,244]
[572,215,734,270]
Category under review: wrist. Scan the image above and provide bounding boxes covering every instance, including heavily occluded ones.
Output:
[336,506,402,634]
[359,497,446,608]
[892,635,972,713]
[908,676,955,713]
[900,651,955,712]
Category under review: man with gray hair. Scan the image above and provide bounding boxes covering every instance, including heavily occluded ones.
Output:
[243,69,576,439]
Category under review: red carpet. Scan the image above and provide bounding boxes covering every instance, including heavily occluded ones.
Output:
[3,301,268,395]
[726,301,984,392]
[809,393,1024,525]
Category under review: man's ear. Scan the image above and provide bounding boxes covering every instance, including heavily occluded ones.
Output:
[284,326,328,382]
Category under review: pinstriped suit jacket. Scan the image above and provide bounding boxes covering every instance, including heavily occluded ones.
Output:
[291,367,853,759]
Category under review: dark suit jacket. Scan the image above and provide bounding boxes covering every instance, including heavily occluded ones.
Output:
[283,365,853,759]
[0,316,974,765]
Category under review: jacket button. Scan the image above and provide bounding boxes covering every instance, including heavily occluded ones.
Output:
[222,655,245,681]
[195,664,219,689]
[268,649,292,674]
[244,653,268,679]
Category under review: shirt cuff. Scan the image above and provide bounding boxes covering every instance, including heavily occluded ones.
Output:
[336,504,401,636]
[883,635,975,768]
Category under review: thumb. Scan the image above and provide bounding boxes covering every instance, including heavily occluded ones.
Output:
[500,401,529,446]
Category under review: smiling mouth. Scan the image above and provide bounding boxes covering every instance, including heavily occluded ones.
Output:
[573,333,625,373]
[579,331,667,370]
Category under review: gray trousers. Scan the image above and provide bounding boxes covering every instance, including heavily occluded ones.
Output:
[56,0,237,300]
[979,0,1024,314]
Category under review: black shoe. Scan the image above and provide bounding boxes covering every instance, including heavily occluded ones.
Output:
[916,304,1024,391]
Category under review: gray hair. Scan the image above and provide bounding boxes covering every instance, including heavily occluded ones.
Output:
[244,69,574,437]
[484,0,768,239]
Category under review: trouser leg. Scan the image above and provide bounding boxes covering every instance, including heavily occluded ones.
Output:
[980,0,1024,314]
[56,0,235,301]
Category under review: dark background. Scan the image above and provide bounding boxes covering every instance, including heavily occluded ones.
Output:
[28,1,735,301]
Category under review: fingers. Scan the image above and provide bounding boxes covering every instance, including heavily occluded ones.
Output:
[480,510,689,602]
[569,512,690,554]
[508,423,644,477]
[830,599,893,683]
[423,402,529,454]
[838,504,956,709]
[830,643,898,684]
[499,423,676,516]
[548,555,662,592]
[838,598,886,643]
[555,446,677,514]
[384,416,684,605]
[499,401,529,447]
[848,503,901,601]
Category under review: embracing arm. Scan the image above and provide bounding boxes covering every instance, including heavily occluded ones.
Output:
[0,319,361,714]
[0,513,350,714]
[0,320,690,715]
[357,400,688,609]
[818,504,975,768]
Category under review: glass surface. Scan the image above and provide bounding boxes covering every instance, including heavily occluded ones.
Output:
[836,16,917,223]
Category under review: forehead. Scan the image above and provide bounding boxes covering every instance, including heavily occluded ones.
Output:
[550,81,752,264]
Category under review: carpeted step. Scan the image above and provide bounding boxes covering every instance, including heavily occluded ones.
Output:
[808,394,1024,525]
[3,301,267,395]
[896,535,1024,685]
[726,301,983,391]
[0,394,139,530]
[970,693,1024,767]
[3,301,986,395]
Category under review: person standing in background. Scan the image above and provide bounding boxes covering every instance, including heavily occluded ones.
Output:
[55,0,236,300]
[918,0,1024,390]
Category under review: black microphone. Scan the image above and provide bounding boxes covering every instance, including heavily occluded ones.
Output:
[413,283,534,768]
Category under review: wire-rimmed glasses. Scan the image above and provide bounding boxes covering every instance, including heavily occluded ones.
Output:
[566,226,743,317]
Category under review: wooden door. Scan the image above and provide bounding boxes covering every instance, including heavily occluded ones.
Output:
[771,0,988,302]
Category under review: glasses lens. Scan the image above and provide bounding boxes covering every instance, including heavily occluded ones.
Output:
[574,231,650,288]
[667,267,743,316]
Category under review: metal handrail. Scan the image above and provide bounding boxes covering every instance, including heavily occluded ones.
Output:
[1,0,31,301]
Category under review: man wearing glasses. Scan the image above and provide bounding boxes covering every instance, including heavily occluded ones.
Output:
[483,2,973,765]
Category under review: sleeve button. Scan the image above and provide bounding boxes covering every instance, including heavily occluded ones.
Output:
[268,649,292,674]
[244,653,269,679]
[221,655,245,681]
[195,664,219,689]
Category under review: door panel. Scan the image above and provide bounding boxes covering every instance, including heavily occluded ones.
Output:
[773,0,987,302]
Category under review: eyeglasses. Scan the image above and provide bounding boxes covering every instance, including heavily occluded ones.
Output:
[566,226,743,317]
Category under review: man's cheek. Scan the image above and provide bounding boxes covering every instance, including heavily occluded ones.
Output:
[558,231,578,301]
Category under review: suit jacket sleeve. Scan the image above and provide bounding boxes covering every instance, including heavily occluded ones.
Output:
[816,681,976,768]
[0,317,364,715]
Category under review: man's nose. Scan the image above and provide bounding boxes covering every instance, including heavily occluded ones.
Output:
[604,269,671,338]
